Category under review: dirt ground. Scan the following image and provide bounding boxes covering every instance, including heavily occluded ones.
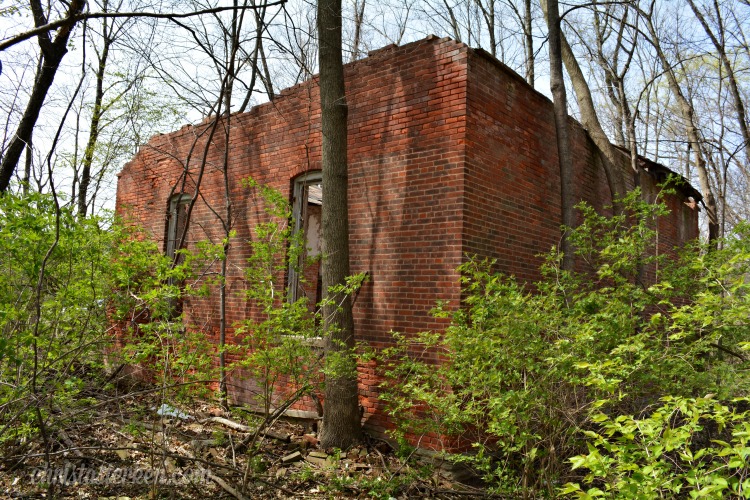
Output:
[0,374,486,499]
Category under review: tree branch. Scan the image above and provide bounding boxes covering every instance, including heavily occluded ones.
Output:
[0,1,287,52]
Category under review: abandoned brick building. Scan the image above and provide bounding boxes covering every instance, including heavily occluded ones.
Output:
[116,36,700,444]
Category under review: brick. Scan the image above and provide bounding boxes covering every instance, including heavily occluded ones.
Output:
[116,35,699,451]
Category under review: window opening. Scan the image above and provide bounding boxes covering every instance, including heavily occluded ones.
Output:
[166,193,191,260]
[289,172,323,305]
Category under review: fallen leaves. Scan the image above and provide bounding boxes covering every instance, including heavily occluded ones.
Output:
[0,371,483,499]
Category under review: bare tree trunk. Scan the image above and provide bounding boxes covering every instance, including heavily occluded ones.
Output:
[590,3,639,183]
[550,7,628,203]
[687,0,750,165]
[442,0,462,42]
[621,78,639,182]
[0,0,86,192]
[573,71,628,193]
[544,0,575,271]
[258,32,275,100]
[318,0,361,450]
[238,0,269,112]
[350,0,366,61]
[217,0,248,409]
[524,0,533,85]
[23,138,32,195]
[253,0,276,102]
[474,0,496,58]
[593,3,626,147]
[639,3,719,242]
[78,9,112,217]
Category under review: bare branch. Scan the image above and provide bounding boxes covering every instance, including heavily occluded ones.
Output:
[0,1,287,52]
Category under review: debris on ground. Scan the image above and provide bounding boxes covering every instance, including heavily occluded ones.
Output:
[0,371,486,499]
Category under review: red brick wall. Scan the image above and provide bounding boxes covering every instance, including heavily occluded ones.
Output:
[116,36,469,437]
[463,49,698,280]
[116,36,698,444]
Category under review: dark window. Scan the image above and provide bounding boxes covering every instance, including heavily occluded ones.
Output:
[166,194,191,260]
[289,172,323,305]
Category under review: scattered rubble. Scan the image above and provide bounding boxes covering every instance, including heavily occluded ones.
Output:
[0,375,486,499]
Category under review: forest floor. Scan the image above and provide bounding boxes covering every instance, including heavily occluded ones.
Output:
[0,369,487,499]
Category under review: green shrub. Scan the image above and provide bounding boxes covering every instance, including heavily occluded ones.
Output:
[232,178,324,418]
[109,212,219,399]
[0,193,116,446]
[561,396,750,498]
[379,190,750,496]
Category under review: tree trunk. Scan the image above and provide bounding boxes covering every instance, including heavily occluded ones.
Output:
[475,0,496,58]
[0,0,85,193]
[442,0,462,42]
[350,0,366,61]
[640,4,719,242]
[318,0,361,450]
[592,3,626,148]
[687,0,750,166]
[238,0,267,113]
[217,0,246,409]
[540,0,627,212]
[524,0,533,86]
[560,34,627,202]
[544,0,575,271]
[78,13,112,217]
[23,137,33,195]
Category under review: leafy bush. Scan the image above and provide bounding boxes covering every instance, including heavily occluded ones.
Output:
[109,212,219,399]
[562,396,750,498]
[231,178,324,419]
[232,178,368,418]
[379,190,750,496]
[0,193,115,447]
